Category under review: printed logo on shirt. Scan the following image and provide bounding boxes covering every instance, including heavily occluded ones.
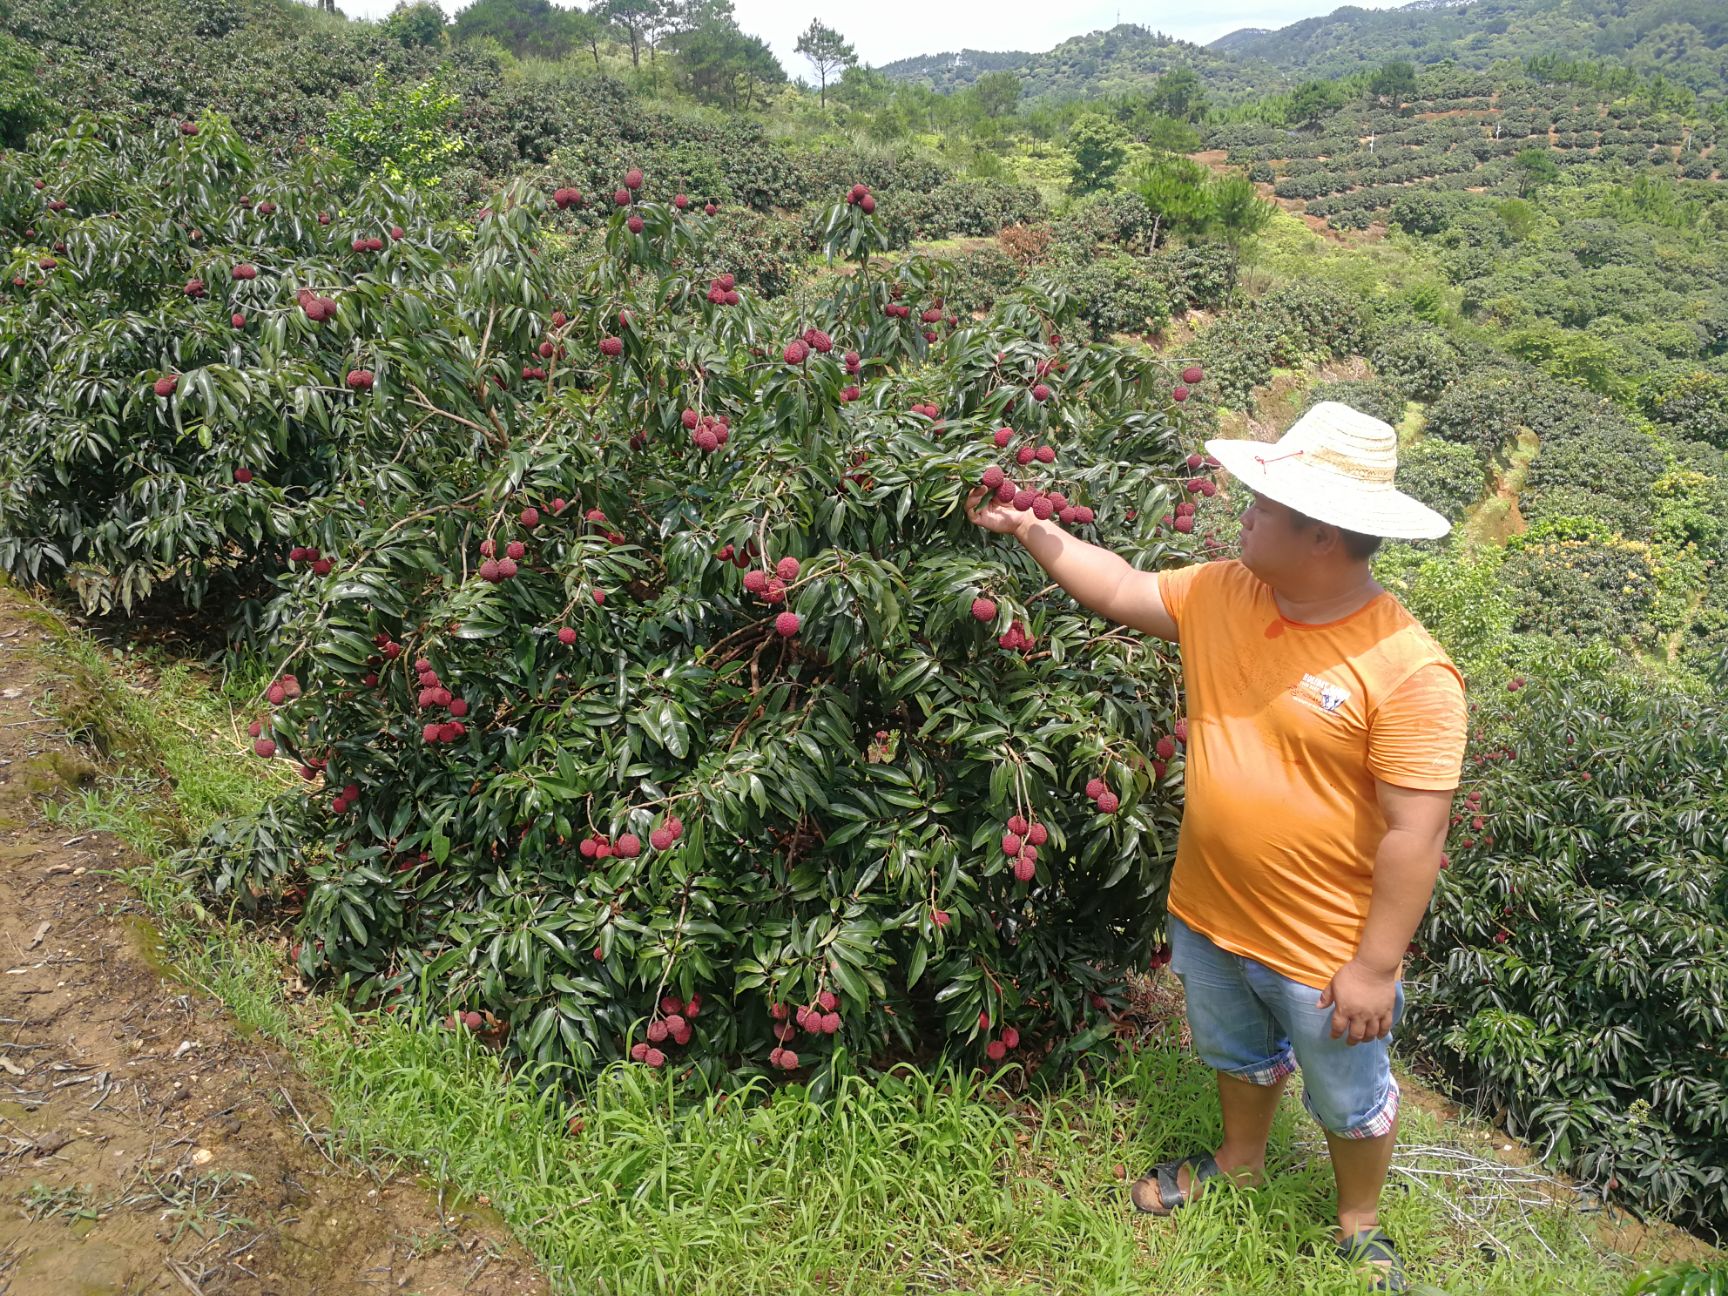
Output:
[1294,672,1351,715]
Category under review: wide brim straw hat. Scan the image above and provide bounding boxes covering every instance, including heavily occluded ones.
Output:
[1204,401,1450,541]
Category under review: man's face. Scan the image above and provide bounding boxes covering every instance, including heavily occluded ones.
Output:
[1237,490,1311,582]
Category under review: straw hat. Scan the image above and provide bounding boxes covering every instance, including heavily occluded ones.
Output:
[1204,402,1450,541]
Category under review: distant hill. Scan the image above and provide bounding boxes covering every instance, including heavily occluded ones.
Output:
[877,24,1277,105]
[881,0,1728,105]
[1211,0,1727,94]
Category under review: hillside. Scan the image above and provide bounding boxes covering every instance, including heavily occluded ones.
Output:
[1212,0,1728,91]
[878,0,1728,106]
[878,24,1277,104]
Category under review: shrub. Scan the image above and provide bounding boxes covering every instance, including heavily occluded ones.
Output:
[1394,437,1485,522]
[1422,370,1531,466]
[1051,253,1172,339]
[1497,531,1662,648]
[1408,662,1728,1235]
[112,151,1216,1094]
[939,246,1024,315]
[0,114,471,614]
[1051,191,1161,258]
[1369,329,1463,402]
[1157,243,1238,312]
[1304,377,1406,427]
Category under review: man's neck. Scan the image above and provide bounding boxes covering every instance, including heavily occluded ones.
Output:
[1272,570,1383,625]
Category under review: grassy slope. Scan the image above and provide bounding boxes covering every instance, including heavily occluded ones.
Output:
[12,582,1699,1295]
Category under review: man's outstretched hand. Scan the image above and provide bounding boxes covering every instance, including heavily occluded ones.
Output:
[1318,958,1397,1045]
[966,485,1027,538]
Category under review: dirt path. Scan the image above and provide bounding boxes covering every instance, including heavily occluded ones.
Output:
[0,590,548,1296]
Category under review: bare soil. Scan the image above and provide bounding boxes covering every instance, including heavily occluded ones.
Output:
[0,588,548,1296]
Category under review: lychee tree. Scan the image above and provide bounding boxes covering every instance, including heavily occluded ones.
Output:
[14,118,1234,1093]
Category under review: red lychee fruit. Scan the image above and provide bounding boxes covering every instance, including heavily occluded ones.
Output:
[558,626,576,646]
[776,556,801,581]
[859,194,875,213]
[346,369,374,391]
[616,834,641,858]
[981,466,1005,491]
[1011,489,1036,511]
[704,202,717,216]
[231,312,247,328]
[986,1040,1007,1061]
[1008,814,1029,836]
[1155,736,1176,761]
[1084,778,1106,800]
[971,597,997,622]
[645,1048,666,1068]
[391,225,405,240]
[234,467,253,484]
[1172,385,1190,403]
[1001,832,1022,856]
[775,612,801,637]
[1031,496,1055,520]
[599,336,623,357]
[674,193,688,208]
[506,540,525,560]
[1035,446,1056,464]
[496,557,518,579]
[840,384,860,402]
[783,339,809,365]
[820,1013,840,1034]
[1174,515,1195,534]
[743,570,769,594]
[631,1041,650,1062]
[1182,365,1204,384]
[993,427,1014,448]
[932,909,951,928]
[624,168,644,190]
[478,559,500,582]
[1013,856,1035,883]
[1031,384,1051,402]
[1016,445,1036,466]
[1027,823,1048,846]
[153,374,178,398]
[521,506,540,528]
[253,737,276,757]
[591,589,606,605]
[1096,791,1120,813]
[626,214,645,234]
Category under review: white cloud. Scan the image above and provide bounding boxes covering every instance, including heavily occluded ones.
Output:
[327,0,1414,78]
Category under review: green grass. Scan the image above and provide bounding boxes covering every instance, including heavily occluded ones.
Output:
[18,594,1688,1296]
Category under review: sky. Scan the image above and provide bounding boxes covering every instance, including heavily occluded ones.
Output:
[331,0,1415,75]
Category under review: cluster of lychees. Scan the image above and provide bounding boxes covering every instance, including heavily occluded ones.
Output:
[979,434,1096,528]
[767,989,844,1069]
[1151,717,1189,780]
[714,537,761,570]
[843,182,876,214]
[445,1010,488,1032]
[286,545,334,576]
[999,812,1049,883]
[294,287,338,322]
[476,534,524,583]
[979,1012,1023,1062]
[1083,777,1120,815]
[630,991,702,1068]
[580,813,683,863]
[741,555,799,606]
[407,655,470,745]
[682,408,732,453]
[349,234,386,253]
[1171,363,1206,402]
[1451,786,1493,850]
[551,187,585,210]
[705,273,740,306]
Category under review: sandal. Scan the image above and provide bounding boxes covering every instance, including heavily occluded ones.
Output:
[1129,1152,1223,1216]
[1335,1226,1408,1293]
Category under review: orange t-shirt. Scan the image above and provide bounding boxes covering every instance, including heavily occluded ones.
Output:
[1155,560,1467,989]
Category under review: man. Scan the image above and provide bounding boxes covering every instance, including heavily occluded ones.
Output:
[966,402,1466,1293]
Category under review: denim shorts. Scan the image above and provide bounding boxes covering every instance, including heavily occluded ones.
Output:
[1167,912,1403,1140]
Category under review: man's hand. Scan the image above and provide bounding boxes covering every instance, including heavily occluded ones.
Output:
[1317,958,1398,1045]
[966,485,1027,538]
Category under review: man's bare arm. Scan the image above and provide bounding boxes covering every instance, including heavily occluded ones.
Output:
[1013,513,1179,641]
[1356,780,1453,975]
